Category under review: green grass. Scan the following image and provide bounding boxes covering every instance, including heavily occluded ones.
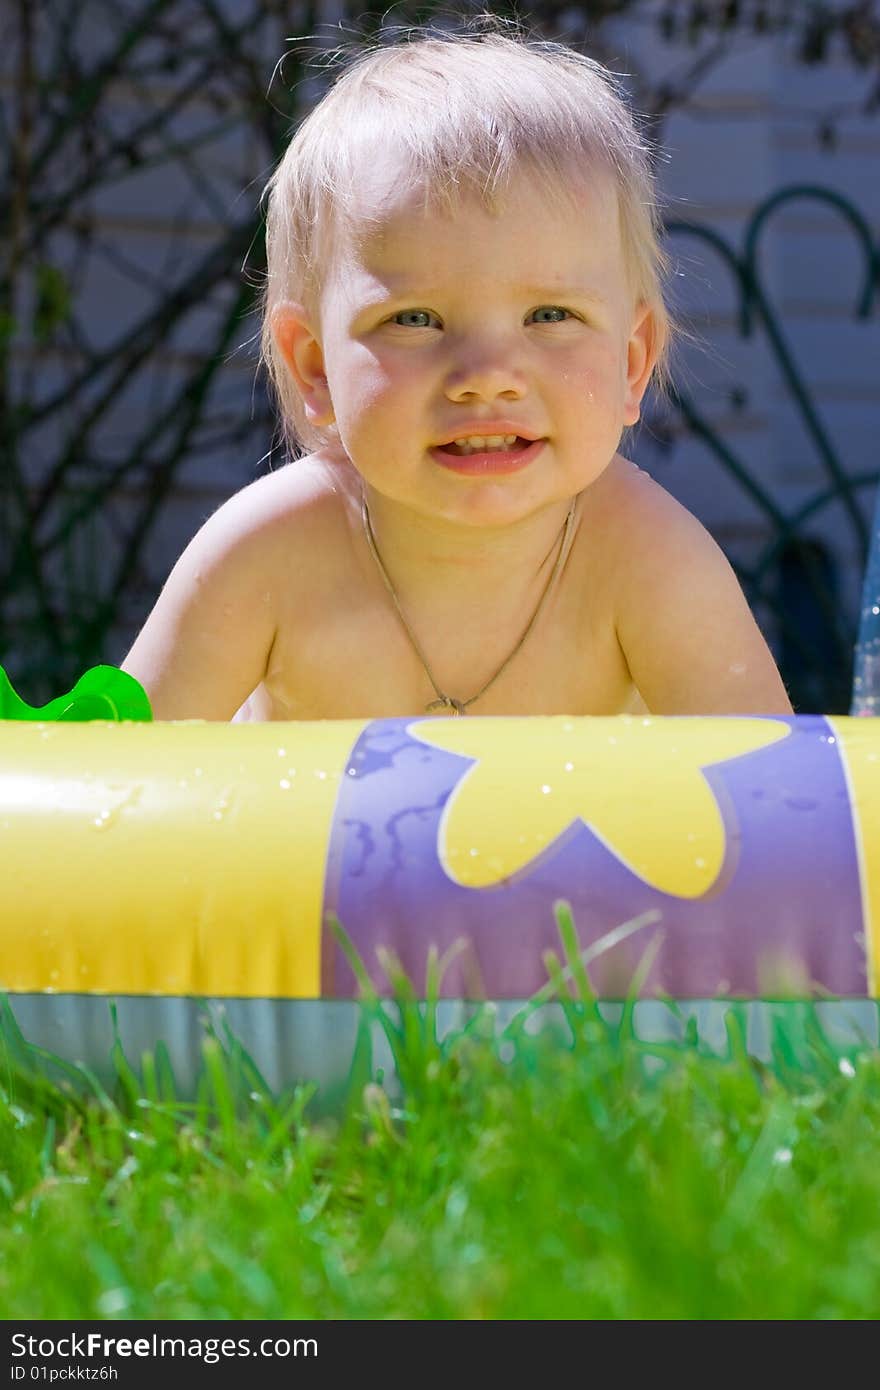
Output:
[2,911,880,1319]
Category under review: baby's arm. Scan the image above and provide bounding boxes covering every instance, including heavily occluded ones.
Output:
[612,474,793,715]
[120,484,281,721]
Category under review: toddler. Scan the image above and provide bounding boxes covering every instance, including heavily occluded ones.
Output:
[122,21,792,721]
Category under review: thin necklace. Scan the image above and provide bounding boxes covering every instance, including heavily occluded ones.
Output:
[361,495,578,715]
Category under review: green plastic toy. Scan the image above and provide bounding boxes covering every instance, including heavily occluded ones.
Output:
[0,663,152,722]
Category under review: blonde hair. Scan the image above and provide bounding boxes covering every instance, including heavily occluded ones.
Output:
[261,15,674,459]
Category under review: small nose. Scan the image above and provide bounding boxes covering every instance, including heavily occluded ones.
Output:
[444,337,527,404]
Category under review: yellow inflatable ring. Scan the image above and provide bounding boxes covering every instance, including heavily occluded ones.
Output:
[2,668,879,1090]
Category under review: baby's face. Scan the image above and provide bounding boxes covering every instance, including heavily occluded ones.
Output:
[280,160,657,528]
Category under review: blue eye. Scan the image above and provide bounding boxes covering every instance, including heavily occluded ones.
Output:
[389,305,576,329]
[393,310,437,328]
[530,306,572,323]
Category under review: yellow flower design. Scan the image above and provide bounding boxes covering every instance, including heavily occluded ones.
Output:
[411,716,790,899]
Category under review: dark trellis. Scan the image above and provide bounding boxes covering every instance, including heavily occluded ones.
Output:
[655,186,879,713]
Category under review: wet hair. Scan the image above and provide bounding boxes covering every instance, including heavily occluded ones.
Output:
[260,15,674,458]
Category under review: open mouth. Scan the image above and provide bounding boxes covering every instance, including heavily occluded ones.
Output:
[442,436,533,457]
[430,437,546,474]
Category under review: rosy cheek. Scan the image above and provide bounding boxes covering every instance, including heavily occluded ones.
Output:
[339,359,391,416]
[353,349,410,399]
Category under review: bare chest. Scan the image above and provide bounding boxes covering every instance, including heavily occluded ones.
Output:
[247,517,643,723]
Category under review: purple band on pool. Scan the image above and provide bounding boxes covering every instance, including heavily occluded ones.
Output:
[321,716,866,999]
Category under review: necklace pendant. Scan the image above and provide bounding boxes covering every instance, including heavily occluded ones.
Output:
[426,695,466,716]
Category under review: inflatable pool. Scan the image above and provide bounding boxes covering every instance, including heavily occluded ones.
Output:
[2,666,879,1095]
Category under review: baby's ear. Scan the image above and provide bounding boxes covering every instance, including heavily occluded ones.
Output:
[622,302,661,426]
[270,301,335,427]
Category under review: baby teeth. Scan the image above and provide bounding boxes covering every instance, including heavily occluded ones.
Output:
[450,433,519,454]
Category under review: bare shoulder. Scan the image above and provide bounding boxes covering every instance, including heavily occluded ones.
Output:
[209,450,353,546]
[121,450,356,720]
[191,450,364,602]
[593,455,792,715]
[598,456,738,603]
[586,452,680,534]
